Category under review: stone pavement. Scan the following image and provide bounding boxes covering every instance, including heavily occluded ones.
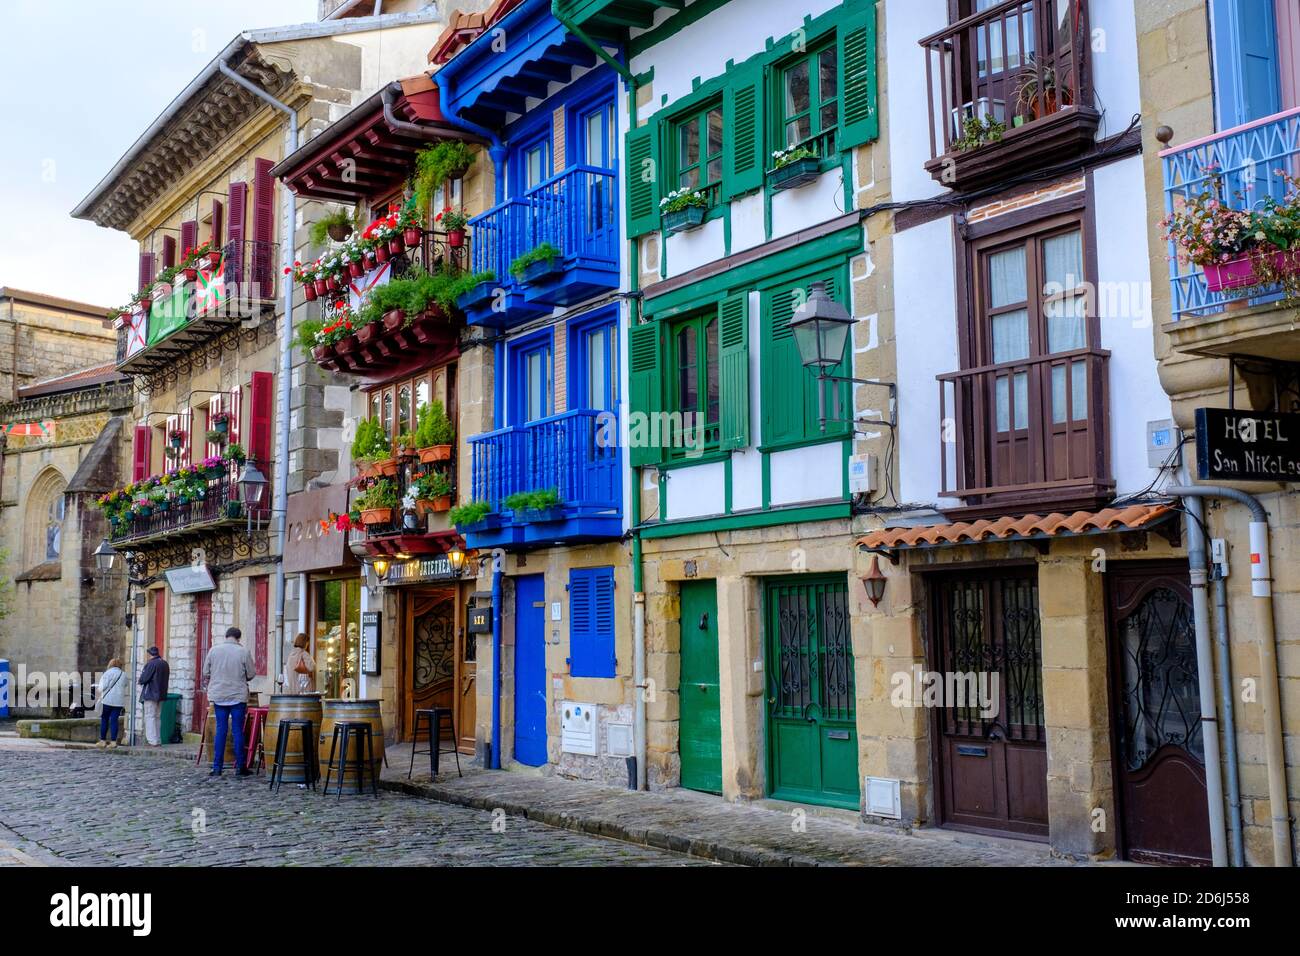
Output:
[382,742,1073,867]
[0,744,712,867]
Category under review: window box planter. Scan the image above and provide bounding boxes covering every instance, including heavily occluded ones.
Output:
[1204,250,1300,293]
[456,514,502,534]
[418,444,452,464]
[360,507,393,526]
[769,156,822,191]
[224,501,242,519]
[516,506,565,524]
[135,505,154,519]
[382,309,406,333]
[416,495,452,519]
[205,464,227,480]
[183,267,198,282]
[457,280,496,311]
[310,344,332,364]
[522,258,563,284]
[356,323,381,345]
[205,252,223,271]
[663,205,707,235]
[137,297,153,314]
[374,458,400,478]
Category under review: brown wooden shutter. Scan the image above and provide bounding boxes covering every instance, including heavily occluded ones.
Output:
[180,220,198,259]
[228,182,248,290]
[248,371,273,466]
[253,159,276,298]
[162,236,176,268]
[138,253,156,291]
[211,199,224,250]
[132,425,152,480]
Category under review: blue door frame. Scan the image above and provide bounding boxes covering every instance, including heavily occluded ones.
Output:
[513,574,548,766]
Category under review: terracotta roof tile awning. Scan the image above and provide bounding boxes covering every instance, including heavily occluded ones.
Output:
[272,77,483,203]
[857,503,1178,555]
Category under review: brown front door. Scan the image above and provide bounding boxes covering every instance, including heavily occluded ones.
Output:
[930,569,1048,839]
[1107,563,1211,865]
[403,589,456,741]
[457,589,477,755]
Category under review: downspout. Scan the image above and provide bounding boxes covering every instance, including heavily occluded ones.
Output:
[1172,476,1228,867]
[555,14,645,788]
[1169,484,1293,867]
[380,82,482,143]
[218,57,297,692]
[491,562,502,769]
[1213,565,1246,866]
[432,68,507,205]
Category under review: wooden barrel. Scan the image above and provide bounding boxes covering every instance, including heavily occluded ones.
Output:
[202,702,239,767]
[319,699,385,786]
[263,694,323,784]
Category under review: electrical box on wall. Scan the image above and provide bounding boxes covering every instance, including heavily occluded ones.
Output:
[848,453,878,494]
[560,702,599,756]
[606,723,634,758]
[865,776,901,819]
[1147,419,1180,469]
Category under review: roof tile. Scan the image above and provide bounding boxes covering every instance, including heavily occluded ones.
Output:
[857,504,1175,551]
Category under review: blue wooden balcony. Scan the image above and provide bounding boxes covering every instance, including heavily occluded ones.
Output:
[1162,107,1300,320]
[464,408,622,549]
[463,165,619,327]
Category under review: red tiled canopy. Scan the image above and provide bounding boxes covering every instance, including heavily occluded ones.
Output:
[857,503,1176,553]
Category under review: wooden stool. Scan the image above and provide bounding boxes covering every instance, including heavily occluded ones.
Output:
[408,707,462,779]
[323,721,378,799]
[244,706,268,775]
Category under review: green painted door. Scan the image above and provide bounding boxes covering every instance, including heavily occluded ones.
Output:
[766,576,859,809]
[679,579,722,794]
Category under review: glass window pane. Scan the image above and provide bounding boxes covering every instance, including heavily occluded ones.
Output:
[1046,292,1086,353]
[1072,358,1087,421]
[707,108,723,159]
[382,391,393,437]
[988,247,1027,307]
[677,326,697,412]
[679,117,699,170]
[1043,230,1084,292]
[526,351,545,421]
[586,112,603,166]
[705,318,719,425]
[820,48,837,98]
[991,308,1030,362]
[527,147,544,189]
[680,167,698,189]
[706,158,722,184]
[398,384,412,434]
[1013,371,1028,430]
[819,103,837,134]
[415,378,430,410]
[995,373,1028,432]
[786,117,810,147]
[1051,365,1067,425]
[785,61,810,118]
[587,328,607,409]
[996,377,1010,432]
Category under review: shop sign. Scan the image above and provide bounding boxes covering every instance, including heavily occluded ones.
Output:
[361,611,381,676]
[383,554,458,585]
[164,565,215,594]
[1194,407,1300,482]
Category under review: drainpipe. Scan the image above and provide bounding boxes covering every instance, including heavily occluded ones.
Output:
[491,563,502,769]
[1173,478,1228,867]
[218,57,297,692]
[1213,566,1246,866]
[380,82,483,144]
[1169,484,1293,867]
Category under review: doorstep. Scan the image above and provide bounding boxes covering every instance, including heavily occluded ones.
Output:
[380,769,1074,867]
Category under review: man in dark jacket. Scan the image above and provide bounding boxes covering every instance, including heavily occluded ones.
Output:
[138,647,170,746]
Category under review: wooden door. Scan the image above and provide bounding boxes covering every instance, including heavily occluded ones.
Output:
[457,589,477,755]
[151,588,168,659]
[679,580,722,794]
[930,570,1048,838]
[765,576,859,810]
[513,575,548,766]
[1107,563,1210,865]
[404,589,456,741]
[191,593,212,732]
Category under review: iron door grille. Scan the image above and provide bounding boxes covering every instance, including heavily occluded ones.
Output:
[769,579,854,722]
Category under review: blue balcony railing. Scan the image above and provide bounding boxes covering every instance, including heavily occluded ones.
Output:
[467,165,618,294]
[467,409,621,546]
[1162,107,1300,320]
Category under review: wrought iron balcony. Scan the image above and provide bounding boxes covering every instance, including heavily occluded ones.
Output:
[352,449,460,556]
[919,0,1097,190]
[1161,107,1300,321]
[465,408,622,549]
[938,347,1112,511]
[108,468,266,546]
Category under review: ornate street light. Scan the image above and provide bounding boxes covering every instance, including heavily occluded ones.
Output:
[238,461,270,511]
[93,537,118,574]
[862,554,888,608]
[447,546,465,571]
[372,556,391,580]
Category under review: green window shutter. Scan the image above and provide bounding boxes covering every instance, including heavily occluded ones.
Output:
[762,269,851,445]
[626,119,661,237]
[723,63,764,199]
[718,291,750,451]
[629,320,665,466]
[838,3,878,149]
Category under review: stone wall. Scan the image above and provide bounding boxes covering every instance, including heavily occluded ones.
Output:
[0,292,116,403]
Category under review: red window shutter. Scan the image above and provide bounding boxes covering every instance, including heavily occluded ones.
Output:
[248,371,274,465]
[211,198,224,250]
[180,409,193,468]
[203,397,219,461]
[132,425,152,480]
[227,182,248,291]
[253,576,269,676]
[228,384,243,447]
[254,159,276,298]
[162,236,176,268]
[180,220,198,259]
[138,253,155,291]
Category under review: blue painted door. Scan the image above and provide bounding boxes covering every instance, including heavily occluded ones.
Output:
[1211,0,1281,129]
[514,574,548,766]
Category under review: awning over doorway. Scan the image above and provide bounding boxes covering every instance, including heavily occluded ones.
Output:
[857,503,1178,558]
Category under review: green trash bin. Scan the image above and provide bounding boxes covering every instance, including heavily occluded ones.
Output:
[160,693,182,744]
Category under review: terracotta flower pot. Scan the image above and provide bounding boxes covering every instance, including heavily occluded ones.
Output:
[206,252,222,271]
[418,444,452,464]
[383,309,405,332]
[375,244,390,264]
[304,284,318,302]
[183,267,198,282]
[348,261,364,278]
[389,237,405,256]
[404,227,422,248]
[360,507,393,526]
[311,344,331,362]
[356,323,379,344]
[448,229,465,248]
[138,297,153,313]
[376,458,400,477]
[326,275,342,293]
[313,279,328,296]
[363,251,377,270]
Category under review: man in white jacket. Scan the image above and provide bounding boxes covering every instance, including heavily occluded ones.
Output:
[201,627,255,777]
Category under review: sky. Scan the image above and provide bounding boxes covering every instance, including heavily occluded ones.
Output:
[0,0,318,310]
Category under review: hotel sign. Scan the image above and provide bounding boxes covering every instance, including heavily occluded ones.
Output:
[1195,407,1300,482]
[383,554,459,585]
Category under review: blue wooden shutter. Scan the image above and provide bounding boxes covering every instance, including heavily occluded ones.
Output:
[718,291,750,450]
[723,62,765,198]
[593,567,615,677]
[1212,0,1282,128]
[838,1,879,148]
[569,567,615,678]
[625,119,661,237]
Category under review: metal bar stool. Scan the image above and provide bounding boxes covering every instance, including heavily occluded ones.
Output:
[408,707,462,779]
[323,720,378,799]
[269,718,319,793]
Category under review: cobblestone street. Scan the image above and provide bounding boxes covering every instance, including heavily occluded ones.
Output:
[0,747,711,867]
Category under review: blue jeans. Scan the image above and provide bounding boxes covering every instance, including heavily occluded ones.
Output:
[212,702,247,773]
[99,705,123,742]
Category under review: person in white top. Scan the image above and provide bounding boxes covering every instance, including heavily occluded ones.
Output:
[96,658,127,749]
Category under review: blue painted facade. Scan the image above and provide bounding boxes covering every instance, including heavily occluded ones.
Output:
[439,0,626,552]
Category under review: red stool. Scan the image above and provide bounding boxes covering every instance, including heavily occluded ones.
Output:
[244,706,268,774]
